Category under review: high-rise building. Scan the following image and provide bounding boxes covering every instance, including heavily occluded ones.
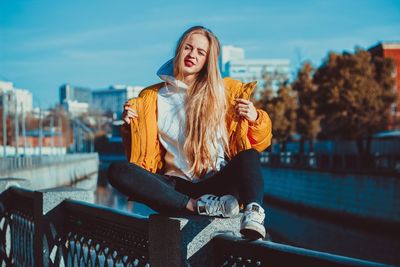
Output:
[220,45,291,100]
[62,100,89,116]
[14,88,33,112]
[92,85,143,116]
[219,45,245,75]
[59,84,92,104]
[0,80,33,114]
[0,81,13,92]
[369,42,400,129]
[58,83,143,116]
[59,84,92,116]
[225,59,291,99]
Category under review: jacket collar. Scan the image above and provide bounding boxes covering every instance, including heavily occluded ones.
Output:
[157,58,189,90]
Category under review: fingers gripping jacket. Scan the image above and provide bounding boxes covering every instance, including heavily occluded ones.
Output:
[229,81,257,156]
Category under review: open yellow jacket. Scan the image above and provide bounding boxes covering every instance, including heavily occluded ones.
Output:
[121,77,272,174]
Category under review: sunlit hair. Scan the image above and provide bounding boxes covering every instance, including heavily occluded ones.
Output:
[173,26,230,178]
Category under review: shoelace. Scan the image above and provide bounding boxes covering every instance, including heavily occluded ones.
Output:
[244,208,264,223]
[205,198,225,216]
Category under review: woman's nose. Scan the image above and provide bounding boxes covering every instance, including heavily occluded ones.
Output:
[188,50,196,58]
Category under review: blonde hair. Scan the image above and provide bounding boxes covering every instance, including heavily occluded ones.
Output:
[173,26,230,178]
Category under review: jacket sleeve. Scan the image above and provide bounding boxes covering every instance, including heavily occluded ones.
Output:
[247,109,273,152]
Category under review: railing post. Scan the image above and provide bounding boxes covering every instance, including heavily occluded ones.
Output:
[149,214,241,267]
[33,187,94,266]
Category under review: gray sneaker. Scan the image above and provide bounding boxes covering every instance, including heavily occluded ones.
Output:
[197,194,240,217]
[240,202,266,239]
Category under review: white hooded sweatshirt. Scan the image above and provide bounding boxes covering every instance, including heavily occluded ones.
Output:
[156,59,226,180]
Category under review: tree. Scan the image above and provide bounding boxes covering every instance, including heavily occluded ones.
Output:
[257,81,297,151]
[292,62,321,153]
[313,48,397,155]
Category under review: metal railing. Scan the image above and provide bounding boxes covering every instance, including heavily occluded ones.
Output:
[0,185,395,267]
[0,187,35,266]
[260,152,400,175]
[213,234,392,267]
[61,200,149,266]
[0,187,149,267]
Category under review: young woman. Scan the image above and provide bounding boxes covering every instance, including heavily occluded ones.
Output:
[108,26,272,239]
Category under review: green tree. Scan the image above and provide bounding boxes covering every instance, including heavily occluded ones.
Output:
[313,48,397,155]
[292,62,321,153]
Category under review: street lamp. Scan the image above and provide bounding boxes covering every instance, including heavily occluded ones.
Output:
[2,93,7,157]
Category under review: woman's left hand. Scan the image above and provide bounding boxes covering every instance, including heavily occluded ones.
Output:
[235,98,258,122]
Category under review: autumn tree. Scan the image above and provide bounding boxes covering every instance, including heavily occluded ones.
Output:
[313,48,397,155]
[257,81,297,151]
[292,62,321,153]
[253,67,289,102]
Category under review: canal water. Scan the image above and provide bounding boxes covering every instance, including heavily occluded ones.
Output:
[94,160,399,266]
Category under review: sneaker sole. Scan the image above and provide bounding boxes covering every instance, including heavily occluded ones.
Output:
[240,224,266,240]
[221,213,241,218]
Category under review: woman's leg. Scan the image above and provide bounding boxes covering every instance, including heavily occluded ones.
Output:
[182,148,266,239]
[107,162,191,213]
[177,148,264,206]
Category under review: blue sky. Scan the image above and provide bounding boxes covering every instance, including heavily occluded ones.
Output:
[1,0,399,108]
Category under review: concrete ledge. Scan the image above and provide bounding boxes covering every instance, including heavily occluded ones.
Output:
[0,177,30,193]
[149,214,241,267]
[35,186,95,215]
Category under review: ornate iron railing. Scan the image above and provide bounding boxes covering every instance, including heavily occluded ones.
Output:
[213,234,391,267]
[60,200,149,266]
[0,185,394,267]
[0,187,35,266]
[0,187,149,267]
[260,151,400,175]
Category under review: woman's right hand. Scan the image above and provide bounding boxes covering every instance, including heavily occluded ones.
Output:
[122,101,138,125]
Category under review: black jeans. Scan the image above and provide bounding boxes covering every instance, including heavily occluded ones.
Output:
[107,149,264,213]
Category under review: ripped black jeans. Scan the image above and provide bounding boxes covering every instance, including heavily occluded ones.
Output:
[107,149,264,213]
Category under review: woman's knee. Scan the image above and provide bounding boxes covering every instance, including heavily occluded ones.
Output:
[107,162,119,185]
[235,148,259,161]
[107,162,145,186]
[107,162,130,185]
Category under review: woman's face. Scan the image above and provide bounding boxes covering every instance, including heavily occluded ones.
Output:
[181,33,210,78]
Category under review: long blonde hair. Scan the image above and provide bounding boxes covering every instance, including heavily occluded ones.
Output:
[173,26,230,178]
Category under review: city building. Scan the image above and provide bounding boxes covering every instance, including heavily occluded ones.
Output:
[59,83,144,117]
[219,45,245,76]
[59,84,92,104]
[62,100,90,116]
[14,88,33,112]
[219,45,291,100]
[0,80,13,93]
[59,84,92,116]
[369,42,400,129]
[225,58,291,99]
[91,85,143,116]
[0,80,33,114]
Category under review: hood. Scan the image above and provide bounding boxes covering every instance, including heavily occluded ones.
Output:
[156,58,188,89]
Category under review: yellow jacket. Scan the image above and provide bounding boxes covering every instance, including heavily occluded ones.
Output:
[121,77,272,174]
